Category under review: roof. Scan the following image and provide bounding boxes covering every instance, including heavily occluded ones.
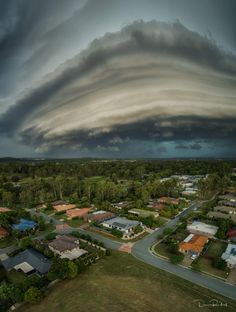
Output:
[49,235,79,252]
[54,204,77,212]
[227,229,236,238]
[0,207,11,213]
[0,226,9,237]
[214,206,236,213]
[66,208,91,218]
[56,223,70,231]
[179,234,208,254]
[86,211,115,222]
[12,218,37,231]
[208,211,236,222]
[1,248,51,274]
[128,209,158,217]
[102,217,140,230]
[221,243,236,266]
[187,221,218,236]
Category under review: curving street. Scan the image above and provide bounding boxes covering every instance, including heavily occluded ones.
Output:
[27,203,236,300]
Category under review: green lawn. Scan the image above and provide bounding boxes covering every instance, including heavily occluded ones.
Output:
[19,251,235,312]
[203,240,227,258]
[198,257,228,279]
[154,242,173,259]
[67,218,85,228]
[198,240,229,279]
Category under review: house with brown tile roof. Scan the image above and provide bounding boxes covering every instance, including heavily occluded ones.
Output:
[66,208,91,219]
[0,226,9,239]
[53,203,77,212]
[84,210,115,223]
[157,197,180,205]
[179,234,208,256]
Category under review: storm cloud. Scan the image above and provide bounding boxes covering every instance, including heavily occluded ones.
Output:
[0,1,236,158]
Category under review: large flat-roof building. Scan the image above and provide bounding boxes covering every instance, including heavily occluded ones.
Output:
[187,221,218,238]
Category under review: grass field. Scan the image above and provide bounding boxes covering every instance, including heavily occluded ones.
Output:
[19,251,236,312]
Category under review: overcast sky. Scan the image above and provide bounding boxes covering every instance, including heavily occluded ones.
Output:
[0,0,235,158]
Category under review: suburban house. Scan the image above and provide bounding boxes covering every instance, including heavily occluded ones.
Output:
[101,217,142,238]
[84,210,115,223]
[0,207,11,213]
[0,226,9,239]
[128,208,159,218]
[66,208,91,219]
[1,248,51,275]
[111,202,129,210]
[53,203,77,213]
[187,221,218,238]
[179,234,208,257]
[227,229,236,242]
[221,243,236,268]
[48,235,87,260]
[220,200,236,208]
[12,218,37,232]
[208,206,236,222]
[219,195,236,202]
[157,197,180,205]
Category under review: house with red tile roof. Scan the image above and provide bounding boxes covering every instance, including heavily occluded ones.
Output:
[227,229,236,242]
[179,234,208,256]
[0,226,9,239]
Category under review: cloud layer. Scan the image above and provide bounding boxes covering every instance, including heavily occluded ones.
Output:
[0,20,236,157]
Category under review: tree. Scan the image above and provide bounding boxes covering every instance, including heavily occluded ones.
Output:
[45,232,57,241]
[170,254,184,264]
[18,237,32,250]
[24,287,42,303]
[48,258,78,280]
[163,228,173,236]
[134,224,143,234]
[67,261,78,279]
[212,258,227,270]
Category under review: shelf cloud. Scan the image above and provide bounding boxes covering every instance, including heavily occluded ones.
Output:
[0,19,236,157]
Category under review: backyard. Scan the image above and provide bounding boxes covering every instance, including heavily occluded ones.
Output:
[19,251,236,312]
[198,240,229,279]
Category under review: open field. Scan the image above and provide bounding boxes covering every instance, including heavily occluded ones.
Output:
[19,251,236,312]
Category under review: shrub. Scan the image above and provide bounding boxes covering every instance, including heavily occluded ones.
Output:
[24,287,42,303]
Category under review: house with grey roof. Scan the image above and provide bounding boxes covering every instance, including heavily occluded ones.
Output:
[101,217,142,238]
[48,235,87,260]
[221,243,236,268]
[1,248,51,275]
